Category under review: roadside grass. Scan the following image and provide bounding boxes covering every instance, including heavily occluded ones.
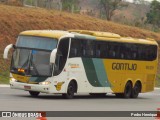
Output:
[0,71,9,84]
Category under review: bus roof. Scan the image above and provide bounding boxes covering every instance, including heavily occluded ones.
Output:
[69,30,121,38]
[19,30,158,46]
[20,30,69,39]
[69,30,158,45]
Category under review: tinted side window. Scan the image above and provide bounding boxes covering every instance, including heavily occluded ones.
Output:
[69,39,157,61]
[146,45,157,61]
[95,41,108,58]
[69,39,81,57]
[84,40,95,57]
[54,38,69,75]
[69,39,95,58]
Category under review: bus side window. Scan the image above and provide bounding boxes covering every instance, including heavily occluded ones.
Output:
[96,44,101,58]
[121,53,124,59]
[80,40,86,57]
[132,52,136,59]
[70,40,77,57]
[82,48,86,56]
[112,51,116,58]
[115,45,121,59]
[54,38,69,75]
[147,45,157,61]
[100,42,108,58]
[71,48,77,57]
[109,46,115,58]
[85,40,94,57]
[120,45,124,59]
[70,39,82,57]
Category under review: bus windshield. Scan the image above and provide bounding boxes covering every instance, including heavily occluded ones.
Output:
[11,36,58,77]
[11,48,52,76]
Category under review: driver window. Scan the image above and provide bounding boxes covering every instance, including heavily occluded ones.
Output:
[54,38,69,76]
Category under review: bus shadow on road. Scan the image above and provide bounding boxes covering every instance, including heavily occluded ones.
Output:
[15,94,150,100]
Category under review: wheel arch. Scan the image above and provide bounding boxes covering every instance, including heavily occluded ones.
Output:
[121,79,133,93]
[125,80,133,88]
[68,79,78,93]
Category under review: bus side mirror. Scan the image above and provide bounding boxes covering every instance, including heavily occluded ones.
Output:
[3,44,14,59]
[50,48,57,64]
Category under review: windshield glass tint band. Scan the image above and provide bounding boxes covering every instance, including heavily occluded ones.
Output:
[16,35,57,50]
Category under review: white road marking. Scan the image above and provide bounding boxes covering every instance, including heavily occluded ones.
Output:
[155,87,160,90]
[0,84,10,87]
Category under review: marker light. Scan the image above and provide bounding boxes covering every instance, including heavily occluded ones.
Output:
[18,68,25,73]
[39,81,51,85]
[10,78,17,82]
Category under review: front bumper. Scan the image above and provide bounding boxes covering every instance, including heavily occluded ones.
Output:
[10,81,50,93]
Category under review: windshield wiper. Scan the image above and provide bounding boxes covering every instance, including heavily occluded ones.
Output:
[29,53,40,76]
[21,54,30,69]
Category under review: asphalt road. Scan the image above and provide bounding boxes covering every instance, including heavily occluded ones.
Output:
[0,86,160,120]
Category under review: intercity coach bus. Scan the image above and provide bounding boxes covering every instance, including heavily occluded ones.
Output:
[3,30,158,99]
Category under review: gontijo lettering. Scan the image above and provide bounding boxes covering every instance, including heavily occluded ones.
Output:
[112,63,137,71]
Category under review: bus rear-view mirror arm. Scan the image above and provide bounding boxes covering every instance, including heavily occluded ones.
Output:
[50,48,57,64]
[3,44,14,59]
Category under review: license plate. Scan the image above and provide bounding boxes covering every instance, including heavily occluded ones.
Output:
[24,86,31,89]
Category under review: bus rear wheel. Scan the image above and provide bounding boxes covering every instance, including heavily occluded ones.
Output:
[131,82,141,98]
[62,82,76,99]
[115,81,132,98]
[29,91,40,97]
[123,81,132,98]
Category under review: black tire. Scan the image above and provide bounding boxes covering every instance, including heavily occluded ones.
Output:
[62,82,76,99]
[115,82,132,98]
[131,82,141,98]
[29,91,40,97]
[89,93,106,97]
[123,81,132,98]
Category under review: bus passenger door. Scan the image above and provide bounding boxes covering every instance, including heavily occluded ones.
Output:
[53,38,70,92]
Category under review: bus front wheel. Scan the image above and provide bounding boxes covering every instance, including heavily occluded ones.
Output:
[29,91,40,97]
[62,82,76,99]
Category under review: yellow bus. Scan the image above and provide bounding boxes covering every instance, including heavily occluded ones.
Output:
[3,30,158,99]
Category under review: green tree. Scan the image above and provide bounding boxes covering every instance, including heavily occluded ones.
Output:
[146,0,160,29]
[99,0,127,21]
[60,0,80,13]
[133,0,149,5]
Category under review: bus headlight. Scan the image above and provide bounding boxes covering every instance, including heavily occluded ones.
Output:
[39,81,51,85]
[10,78,17,82]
